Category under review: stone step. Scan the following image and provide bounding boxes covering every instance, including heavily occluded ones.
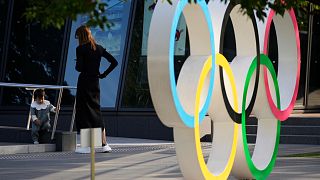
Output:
[282,117,320,126]
[247,134,320,145]
[0,126,76,152]
[281,126,320,135]
[246,121,320,145]
[279,135,320,144]
[245,117,320,126]
[0,143,55,155]
[246,125,320,135]
[0,126,52,144]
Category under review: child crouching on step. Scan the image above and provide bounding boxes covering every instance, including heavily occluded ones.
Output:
[30,89,58,144]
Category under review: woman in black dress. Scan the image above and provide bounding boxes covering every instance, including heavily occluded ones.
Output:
[74,25,118,153]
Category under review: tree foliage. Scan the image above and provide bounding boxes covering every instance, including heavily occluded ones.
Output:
[24,0,320,30]
[24,0,116,29]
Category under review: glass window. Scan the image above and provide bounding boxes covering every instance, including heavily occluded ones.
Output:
[222,18,236,62]
[0,0,8,63]
[120,0,189,109]
[294,8,309,107]
[1,1,65,105]
[295,32,308,106]
[63,0,133,108]
[308,14,320,107]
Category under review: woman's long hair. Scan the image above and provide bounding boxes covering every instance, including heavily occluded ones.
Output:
[75,25,96,51]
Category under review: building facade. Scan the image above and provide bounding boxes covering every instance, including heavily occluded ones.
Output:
[0,0,319,140]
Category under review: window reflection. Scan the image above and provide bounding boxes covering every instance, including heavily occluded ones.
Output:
[222,18,236,62]
[308,14,320,107]
[2,1,64,105]
[63,0,132,107]
[0,0,8,63]
[120,0,189,108]
[296,31,308,106]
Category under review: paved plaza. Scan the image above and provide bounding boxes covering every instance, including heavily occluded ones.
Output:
[0,137,320,180]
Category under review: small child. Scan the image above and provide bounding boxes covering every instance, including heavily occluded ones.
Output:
[30,89,58,144]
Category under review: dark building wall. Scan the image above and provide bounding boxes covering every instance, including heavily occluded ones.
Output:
[106,112,173,140]
[0,109,173,140]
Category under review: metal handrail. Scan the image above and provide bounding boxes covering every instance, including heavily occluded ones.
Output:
[0,82,76,89]
[0,82,77,140]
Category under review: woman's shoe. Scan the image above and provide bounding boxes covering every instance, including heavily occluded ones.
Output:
[102,144,112,153]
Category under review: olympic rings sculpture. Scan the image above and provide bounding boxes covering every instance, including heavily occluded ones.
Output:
[147,0,300,179]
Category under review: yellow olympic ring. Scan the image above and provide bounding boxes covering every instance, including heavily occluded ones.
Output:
[195,54,238,179]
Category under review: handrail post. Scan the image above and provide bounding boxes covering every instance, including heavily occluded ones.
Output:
[70,98,76,132]
[51,88,63,140]
[27,89,36,130]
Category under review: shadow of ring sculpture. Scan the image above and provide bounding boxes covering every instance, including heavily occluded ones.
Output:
[147,0,300,179]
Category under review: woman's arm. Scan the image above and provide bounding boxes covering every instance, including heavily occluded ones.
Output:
[99,49,118,79]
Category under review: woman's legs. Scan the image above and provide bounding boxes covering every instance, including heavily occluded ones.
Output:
[101,128,111,152]
[101,128,107,145]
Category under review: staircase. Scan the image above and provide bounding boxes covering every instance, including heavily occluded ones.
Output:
[246,115,320,144]
[0,126,51,144]
[0,126,76,154]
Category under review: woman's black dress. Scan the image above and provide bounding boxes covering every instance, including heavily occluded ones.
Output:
[75,43,118,132]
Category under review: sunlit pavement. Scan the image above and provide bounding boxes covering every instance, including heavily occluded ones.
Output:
[0,137,320,180]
